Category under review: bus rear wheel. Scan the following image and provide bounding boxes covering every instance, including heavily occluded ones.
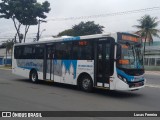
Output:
[30,70,38,83]
[81,76,93,92]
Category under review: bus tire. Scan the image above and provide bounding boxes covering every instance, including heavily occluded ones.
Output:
[30,70,38,83]
[81,76,93,92]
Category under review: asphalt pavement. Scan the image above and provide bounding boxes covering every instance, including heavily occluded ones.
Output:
[0,69,160,120]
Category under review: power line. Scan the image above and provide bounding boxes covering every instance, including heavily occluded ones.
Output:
[47,7,160,21]
[1,7,160,40]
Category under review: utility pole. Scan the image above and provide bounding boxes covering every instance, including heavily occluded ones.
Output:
[36,19,47,41]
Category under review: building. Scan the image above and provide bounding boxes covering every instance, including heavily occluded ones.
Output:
[145,41,160,70]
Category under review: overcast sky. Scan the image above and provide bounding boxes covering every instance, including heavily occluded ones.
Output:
[0,0,160,42]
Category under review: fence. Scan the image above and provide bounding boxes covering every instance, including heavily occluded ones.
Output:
[0,57,12,65]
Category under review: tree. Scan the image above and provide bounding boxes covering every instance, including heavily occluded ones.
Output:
[57,29,74,36]
[3,40,14,53]
[2,39,14,66]
[57,21,104,36]
[0,0,50,43]
[134,15,160,55]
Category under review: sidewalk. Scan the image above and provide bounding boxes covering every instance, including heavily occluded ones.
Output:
[0,65,12,70]
[145,71,160,75]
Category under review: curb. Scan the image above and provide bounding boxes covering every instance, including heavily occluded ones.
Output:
[145,71,160,75]
[0,68,12,71]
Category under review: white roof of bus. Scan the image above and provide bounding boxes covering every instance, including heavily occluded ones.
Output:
[14,33,113,46]
[14,32,139,46]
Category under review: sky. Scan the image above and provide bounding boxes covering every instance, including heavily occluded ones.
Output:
[0,0,160,43]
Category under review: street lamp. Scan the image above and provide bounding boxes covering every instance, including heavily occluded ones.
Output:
[36,19,47,41]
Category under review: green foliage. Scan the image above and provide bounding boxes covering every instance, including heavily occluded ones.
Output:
[0,0,51,43]
[134,15,160,54]
[134,15,160,43]
[57,21,104,36]
[57,29,75,36]
[2,39,14,53]
[73,21,104,36]
[0,0,50,25]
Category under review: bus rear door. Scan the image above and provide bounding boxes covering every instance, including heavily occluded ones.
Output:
[44,45,55,80]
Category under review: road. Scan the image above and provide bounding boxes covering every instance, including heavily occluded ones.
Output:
[0,69,160,119]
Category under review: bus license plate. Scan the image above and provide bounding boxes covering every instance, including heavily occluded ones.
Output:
[135,83,140,87]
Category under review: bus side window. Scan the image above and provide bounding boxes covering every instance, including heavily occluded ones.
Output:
[105,44,110,60]
[55,42,72,60]
[72,43,78,59]
[23,46,33,59]
[47,46,53,59]
[14,46,23,59]
[34,45,44,59]
[72,41,93,60]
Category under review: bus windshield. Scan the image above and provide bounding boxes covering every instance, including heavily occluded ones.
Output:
[118,43,144,69]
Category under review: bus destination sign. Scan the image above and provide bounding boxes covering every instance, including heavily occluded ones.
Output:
[122,35,138,42]
[118,33,140,42]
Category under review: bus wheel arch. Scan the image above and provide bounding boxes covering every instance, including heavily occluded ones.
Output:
[77,73,93,92]
[29,69,38,83]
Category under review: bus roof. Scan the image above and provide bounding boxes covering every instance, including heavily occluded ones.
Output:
[14,32,139,46]
[14,33,113,46]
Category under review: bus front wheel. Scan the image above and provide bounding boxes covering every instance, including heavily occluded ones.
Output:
[81,76,93,92]
[30,70,38,83]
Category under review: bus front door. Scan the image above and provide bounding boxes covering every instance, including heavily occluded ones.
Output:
[96,40,111,87]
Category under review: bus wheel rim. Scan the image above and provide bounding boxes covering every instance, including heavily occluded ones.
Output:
[32,73,36,82]
[82,78,90,89]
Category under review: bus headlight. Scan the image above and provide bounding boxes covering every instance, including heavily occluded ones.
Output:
[117,75,127,83]
[123,78,127,82]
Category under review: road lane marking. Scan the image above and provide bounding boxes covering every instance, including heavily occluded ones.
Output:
[145,84,160,88]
